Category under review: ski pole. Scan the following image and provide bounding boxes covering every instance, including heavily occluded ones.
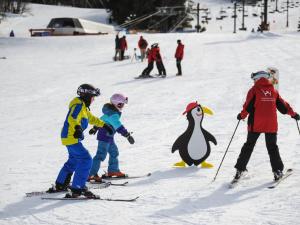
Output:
[296,120,300,135]
[212,120,241,182]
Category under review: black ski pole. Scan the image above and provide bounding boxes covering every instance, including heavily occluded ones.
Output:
[212,120,241,182]
[296,120,300,135]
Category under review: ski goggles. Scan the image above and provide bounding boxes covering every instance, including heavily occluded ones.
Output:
[251,71,270,81]
[78,88,101,97]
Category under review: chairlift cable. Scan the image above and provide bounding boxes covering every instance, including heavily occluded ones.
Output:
[120,11,161,28]
[169,14,189,32]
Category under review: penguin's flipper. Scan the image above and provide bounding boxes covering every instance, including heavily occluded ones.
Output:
[200,161,214,168]
[173,160,187,168]
[202,129,217,145]
[171,135,184,153]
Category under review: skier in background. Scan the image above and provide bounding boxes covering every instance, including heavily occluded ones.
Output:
[155,44,166,77]
[139,43,158,78]
[88,93,135,181]
[119,35,128,60]
[114,34,121,61]
[9,30,15,37]
[138,36,148,62]
[48,84,113,198]
[175,39,184,76]
[233,71,299,182]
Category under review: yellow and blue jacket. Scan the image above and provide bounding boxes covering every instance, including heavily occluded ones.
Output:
[61,97,105,146]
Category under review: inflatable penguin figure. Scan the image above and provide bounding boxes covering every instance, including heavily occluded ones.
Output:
[172,102,217,168]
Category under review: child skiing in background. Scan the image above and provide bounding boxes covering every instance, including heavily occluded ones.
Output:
[155,44,166,77]
[234,71,299,182]
[88,93,135,182]
[48,84,113,198]
[139,43,158,78]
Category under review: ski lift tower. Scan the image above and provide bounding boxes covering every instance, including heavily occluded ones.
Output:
[260,0,270,31]
[189,3,208,32]
[155,6,186,32]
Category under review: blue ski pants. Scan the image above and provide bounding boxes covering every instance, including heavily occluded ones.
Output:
[89,141,120,176]
[56,142,92,190]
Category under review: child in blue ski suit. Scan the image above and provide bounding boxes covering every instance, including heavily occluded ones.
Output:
[88,93,135,182]
[49,84,113,198]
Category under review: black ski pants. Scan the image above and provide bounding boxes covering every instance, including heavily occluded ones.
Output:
[142,61,154,75]
[176,59,182,75]
[235,132,284,172]
[120,50,125,60]
[156,61,166,75]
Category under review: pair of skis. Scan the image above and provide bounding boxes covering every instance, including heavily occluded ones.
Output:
[229,169,293,189]
[134,74,166,79]
[42,196,139,202]
[26,173,151,202]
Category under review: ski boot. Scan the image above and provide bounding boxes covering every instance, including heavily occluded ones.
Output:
[273,170,283,181]
[47,182,69,193]
[47,173,72,193]
[66,187,98,199]
[87,174,102,183]
[233,169,247,181]
[106,171,126,178]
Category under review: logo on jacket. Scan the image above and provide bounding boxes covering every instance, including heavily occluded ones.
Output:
[262,90,272,97]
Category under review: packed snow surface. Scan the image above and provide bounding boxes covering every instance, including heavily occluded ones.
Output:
[0,1,300,225]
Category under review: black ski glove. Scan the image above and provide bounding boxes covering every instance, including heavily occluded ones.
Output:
[89,126,99,135]
[73,125,83,139]
[125,133,135,144]
[237,113,242,120]
[292,113,300,121]
[103,123,114,135]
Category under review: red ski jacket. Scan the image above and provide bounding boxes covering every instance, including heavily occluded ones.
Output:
[240,78,296,133]
[175,43,184,60]
[138,38,148,49]
[120,38,127,50]
[148,47,158,63]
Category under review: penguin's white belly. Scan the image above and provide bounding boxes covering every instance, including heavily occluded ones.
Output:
[187,125,207,160]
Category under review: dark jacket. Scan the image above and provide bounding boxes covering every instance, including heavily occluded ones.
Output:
[115,36,120,49]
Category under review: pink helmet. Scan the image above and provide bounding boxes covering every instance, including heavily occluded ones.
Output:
[110,93,128,111]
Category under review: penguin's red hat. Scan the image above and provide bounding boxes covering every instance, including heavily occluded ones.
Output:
[182,102,198,115]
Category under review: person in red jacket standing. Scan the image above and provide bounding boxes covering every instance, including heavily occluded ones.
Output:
[138,36,148,62]
[175,39,184,76]
[119,35,128,60]
[233,71,299,182]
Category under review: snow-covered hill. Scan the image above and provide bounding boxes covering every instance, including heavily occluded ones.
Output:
[0,2,300,225]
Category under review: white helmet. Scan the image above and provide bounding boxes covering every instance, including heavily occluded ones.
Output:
[110,93,128,111]
[251,71,271,81]
[266,67,279,78]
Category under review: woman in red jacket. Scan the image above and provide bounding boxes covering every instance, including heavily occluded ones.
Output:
[234,71,299,181]
[175,39,184,76]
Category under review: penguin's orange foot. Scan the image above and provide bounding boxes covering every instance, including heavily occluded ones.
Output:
[173,161,186,168]
[201,161,214,168]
